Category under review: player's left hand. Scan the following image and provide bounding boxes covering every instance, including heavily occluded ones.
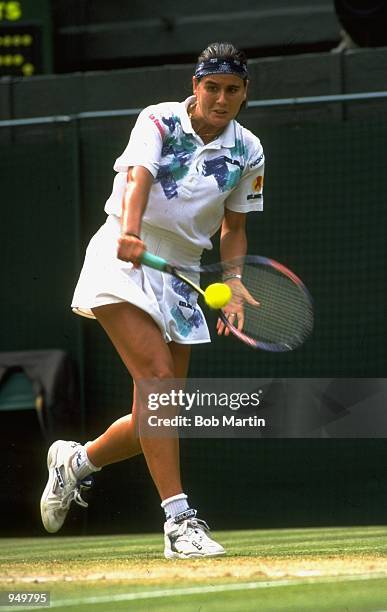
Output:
[216,279,260,336]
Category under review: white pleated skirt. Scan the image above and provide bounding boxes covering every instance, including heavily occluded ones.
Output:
[71,215,211,344]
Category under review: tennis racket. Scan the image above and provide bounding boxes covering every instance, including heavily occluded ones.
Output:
[140,252,313,352]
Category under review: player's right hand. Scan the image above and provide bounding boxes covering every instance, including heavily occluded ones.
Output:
[117,234,145,268]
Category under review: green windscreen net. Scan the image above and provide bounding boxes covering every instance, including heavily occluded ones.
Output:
[0,123,81,359]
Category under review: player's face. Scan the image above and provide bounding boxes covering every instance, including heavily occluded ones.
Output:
[192,74,248,130]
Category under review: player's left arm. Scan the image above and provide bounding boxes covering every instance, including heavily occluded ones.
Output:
[220,208,247,263]
[218,211,259,335]
[220,139,264,281]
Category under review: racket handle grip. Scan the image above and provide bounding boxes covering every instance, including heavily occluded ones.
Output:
[141,251,168,272]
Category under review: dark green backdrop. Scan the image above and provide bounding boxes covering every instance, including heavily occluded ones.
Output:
[1,109,386,535]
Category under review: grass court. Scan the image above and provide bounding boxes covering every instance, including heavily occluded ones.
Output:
[1,526,387,611]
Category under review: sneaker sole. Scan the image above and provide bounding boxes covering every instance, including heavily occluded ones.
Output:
[40,440,67,534]
[164,549,226,560]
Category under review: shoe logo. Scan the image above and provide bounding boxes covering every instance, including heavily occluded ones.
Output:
[76,451,82,468]
[174,508,196,523]
[192,540,203,551]
[55,467,65,489]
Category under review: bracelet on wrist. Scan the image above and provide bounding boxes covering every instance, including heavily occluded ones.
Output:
[123,231,141,240]
[223,273,242,282]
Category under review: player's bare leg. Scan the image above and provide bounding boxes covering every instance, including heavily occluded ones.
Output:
[90,302,185,499]
[41,303,184,531]
[86,342,191,468]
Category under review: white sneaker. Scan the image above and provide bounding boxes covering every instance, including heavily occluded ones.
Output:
[40,440,92,533]
[164,509,225,559]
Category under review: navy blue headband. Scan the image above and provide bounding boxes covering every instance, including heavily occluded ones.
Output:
[195,58,248,80]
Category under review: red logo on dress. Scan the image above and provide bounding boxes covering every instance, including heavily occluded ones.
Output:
[149,114,165,137]
[252,176,263,192]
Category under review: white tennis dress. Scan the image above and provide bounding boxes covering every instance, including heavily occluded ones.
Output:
[72,96,265,344]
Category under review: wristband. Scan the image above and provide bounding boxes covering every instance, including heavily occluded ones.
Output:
[223,273,242,281]
[123,231,141,240]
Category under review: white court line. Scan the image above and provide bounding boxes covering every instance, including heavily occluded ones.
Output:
[1,573,387,611]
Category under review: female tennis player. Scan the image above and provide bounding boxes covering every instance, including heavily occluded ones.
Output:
[40,42,265,559]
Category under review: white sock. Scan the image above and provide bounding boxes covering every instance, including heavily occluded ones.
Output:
[71,444,101,481]
[161,493,189,520]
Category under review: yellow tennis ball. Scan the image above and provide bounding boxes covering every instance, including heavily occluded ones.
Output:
[204,283,232,309]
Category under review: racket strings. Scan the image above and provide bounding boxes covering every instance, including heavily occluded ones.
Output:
[235,265,313,345]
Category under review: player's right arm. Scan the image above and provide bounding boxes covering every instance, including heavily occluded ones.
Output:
[114,106,165,265]
[117,166,154,265]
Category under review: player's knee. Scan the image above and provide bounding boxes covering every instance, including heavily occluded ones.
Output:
[135,361,179,420]
[142,361,175,381]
